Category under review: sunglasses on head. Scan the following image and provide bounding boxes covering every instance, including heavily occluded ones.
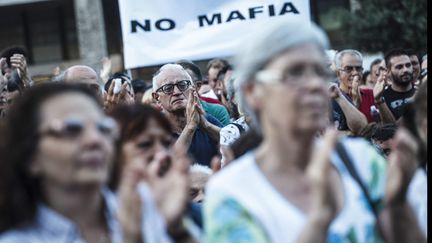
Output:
[156,80,191,94]
[39,117,118,139]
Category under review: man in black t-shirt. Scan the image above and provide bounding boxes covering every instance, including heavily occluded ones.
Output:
[379,49,416,120]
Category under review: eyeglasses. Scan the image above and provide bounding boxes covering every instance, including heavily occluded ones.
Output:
[339,65,364,73]
[39,117,118,139]
[255,64,334,85]
[156,80,191,94]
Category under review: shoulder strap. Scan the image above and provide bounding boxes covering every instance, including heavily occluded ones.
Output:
[335,141,379,219]
[230,122,245,134]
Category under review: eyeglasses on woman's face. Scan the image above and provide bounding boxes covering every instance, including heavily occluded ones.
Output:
[39,117,119,140]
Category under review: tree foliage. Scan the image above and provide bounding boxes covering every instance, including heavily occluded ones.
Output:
[339,0,427,55]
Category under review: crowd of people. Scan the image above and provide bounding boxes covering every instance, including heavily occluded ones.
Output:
[0,18,427,243]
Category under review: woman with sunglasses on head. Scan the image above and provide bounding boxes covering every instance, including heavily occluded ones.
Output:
[204,19,425,243]
[0,83,170,243]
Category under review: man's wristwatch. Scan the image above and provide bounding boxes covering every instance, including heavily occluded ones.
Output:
[374,96,385,105]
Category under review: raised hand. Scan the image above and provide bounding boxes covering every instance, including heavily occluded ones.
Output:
[328,83,341,99]
[104,81,134,112]
[373,70,388,100]
[117,158,146,242]
[306,128,340,222]
[185,90,200,130]
[10,53,32,88]
[351,76,361,107]
[146,145,190,226]
[99,57,112,84]
[297,129,340,243]
[0,58,6,91]
[385,128,419,206]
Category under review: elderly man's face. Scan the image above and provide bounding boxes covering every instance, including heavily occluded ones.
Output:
[154,68,193,113]
[336,54,363,92]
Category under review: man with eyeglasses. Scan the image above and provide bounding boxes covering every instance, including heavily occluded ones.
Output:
[152,64,223,167]
[176,59,231,126]
[330,49,369,135]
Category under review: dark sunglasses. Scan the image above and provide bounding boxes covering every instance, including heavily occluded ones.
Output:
[39,117,118,139]
[340,65,364,73]
[156,80,191,94]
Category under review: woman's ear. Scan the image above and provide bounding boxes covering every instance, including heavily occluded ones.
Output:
[243,82,264,111]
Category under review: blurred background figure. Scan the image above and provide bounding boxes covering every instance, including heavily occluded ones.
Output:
[109,104,201,242]
[369,58,383,89]
[189,164,212,203]
[131,79,148,104]
[0,46,33,117]
[0,83,119,242]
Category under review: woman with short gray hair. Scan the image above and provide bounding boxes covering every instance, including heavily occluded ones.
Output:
[203,19,423,242]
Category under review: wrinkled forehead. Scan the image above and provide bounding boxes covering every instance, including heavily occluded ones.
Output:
[157,68,191,86]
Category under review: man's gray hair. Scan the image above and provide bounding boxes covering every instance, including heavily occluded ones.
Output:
[152,63,192,92]
[234,19,329,132]
[334,49,363,69]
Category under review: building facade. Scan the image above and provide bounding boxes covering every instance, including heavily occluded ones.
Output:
[0,0,350,83]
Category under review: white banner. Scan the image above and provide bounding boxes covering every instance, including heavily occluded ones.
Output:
[118,0,311,69]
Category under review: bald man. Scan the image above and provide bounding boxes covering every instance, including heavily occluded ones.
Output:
[61,65,102,95]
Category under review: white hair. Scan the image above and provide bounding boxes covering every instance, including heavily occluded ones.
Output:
[234,19,329,133]
[334,49,363,69]
[152,63,192,91]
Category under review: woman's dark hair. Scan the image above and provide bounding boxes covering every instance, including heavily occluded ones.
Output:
[0,82,101,233]
[108,104,173,190]
[131,79,148,94]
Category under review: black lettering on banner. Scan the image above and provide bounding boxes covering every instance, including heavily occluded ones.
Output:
[279,2,299,15]
[131,20,151,33]
[130,19,176,32]
[226,10,246,22]
[155,18,176,31]
[197,2,301,27]
[249,6,264,19]
[268,4,276,16]
[198,13,222,27]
